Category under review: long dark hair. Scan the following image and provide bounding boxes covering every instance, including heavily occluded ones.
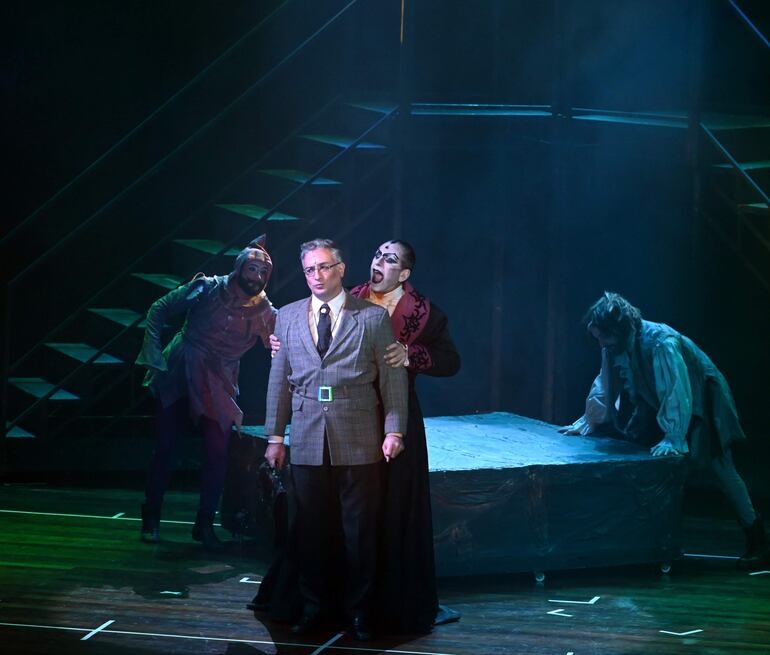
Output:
[583,291,642,341]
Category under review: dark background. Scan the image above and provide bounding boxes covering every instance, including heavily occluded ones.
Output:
[3,0,768,481]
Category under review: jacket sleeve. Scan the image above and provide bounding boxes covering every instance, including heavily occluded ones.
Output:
[567,347,617,434]
[264,310,292,437]
[651,337,692,452]
[135,279,207,371]
[373,309,408,436]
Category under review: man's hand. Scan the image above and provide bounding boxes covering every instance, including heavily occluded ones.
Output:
[558,425,582,436]
[382,434,405,462]
[269,334,281,359]
[265,443,286,469]
[650,438,680,457]
[384,342,408,368]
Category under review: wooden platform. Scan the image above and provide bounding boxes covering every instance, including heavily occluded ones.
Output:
[0,484,768,654]
[423,413,686,577]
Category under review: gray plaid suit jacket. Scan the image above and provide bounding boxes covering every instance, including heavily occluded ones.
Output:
[264,293,408,466]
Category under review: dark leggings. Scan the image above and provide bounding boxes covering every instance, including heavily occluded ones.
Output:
[145,398,229,515]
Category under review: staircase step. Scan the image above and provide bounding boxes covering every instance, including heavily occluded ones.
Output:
[714,160,770,171]
[300,134,386,150]
[132,273,184,290]
[348,102,398,115]
[739,202,769,215]
[9,377,79,401]
[88,308,146,329]
[174,239,240,257]
[572,111,687,129]
[703,114,770,131]
[258,169,342,185]
[45,342,123,365]
[215,204,300,221]
[6,422,35,438]
[412,103,553,117]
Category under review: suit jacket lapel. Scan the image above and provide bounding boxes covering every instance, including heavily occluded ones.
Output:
[297,298,321,361]
[324,294,359,359]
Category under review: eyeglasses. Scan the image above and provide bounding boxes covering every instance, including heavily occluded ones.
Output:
[302,261,341,277]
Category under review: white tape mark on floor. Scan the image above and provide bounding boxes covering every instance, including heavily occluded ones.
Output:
[659,629,703,636]
[0,621,461,655]
[548,595,600,605]
[112,512,125,518]
[240,577,262,584]
[683,552,739,560]
[547,609,573,617]
[160,591,183,596]
[749,570,770,576]
[0,508,198,525]
[81,619,115,641]
[309,631,344,654]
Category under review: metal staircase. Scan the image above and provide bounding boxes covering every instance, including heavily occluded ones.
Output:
[700,117,770,290]
[698,0,770,292]
[2,0,399,467]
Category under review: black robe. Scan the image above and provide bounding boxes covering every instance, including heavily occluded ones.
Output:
[376,299,461,634]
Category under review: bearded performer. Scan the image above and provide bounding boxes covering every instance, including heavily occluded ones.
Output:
[136,235,277,550]
[349,239,461,634]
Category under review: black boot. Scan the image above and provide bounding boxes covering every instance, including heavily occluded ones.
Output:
[140,503,160,543]
[192,510,224,552]
[738,517,770,570]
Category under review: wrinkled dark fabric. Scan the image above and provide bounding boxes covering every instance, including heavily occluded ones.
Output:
[136,275,276,433]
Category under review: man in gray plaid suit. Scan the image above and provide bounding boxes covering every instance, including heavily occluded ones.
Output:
[264,238,408,640]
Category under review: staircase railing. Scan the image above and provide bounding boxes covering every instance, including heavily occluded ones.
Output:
[726,0,770,49]
[6,0,362,290]
[2,0,372,442]
[0,0,294,249]
[699,123,770,291]
[4,104,398,435]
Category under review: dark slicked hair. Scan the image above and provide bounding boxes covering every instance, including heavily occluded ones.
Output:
[299,238,343,264]
[583,291,643,341]
[387,239,416,271]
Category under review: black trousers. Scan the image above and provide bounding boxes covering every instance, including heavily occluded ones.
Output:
[290,439,382,620]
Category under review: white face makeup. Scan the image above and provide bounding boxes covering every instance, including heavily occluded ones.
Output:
[370,241,410,294]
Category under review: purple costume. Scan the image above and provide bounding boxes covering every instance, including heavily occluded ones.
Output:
[136,237,276,533]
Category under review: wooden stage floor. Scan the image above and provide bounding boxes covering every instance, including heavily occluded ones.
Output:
[1,483,769,654]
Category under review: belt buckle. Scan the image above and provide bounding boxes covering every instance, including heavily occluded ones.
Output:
[317,386,333,402]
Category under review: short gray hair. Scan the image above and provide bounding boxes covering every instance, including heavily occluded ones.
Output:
[299,238,343,264]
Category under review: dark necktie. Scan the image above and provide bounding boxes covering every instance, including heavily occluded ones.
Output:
[317,303,332,357]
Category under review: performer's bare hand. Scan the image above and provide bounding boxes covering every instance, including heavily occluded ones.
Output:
[558,425,581,436]
[384,342,408,368]
[650,439,679,457]
[265,443,286,469]
[269,334,281,359]
[382,434,404,462]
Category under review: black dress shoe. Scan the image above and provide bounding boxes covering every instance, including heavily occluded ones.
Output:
[140,503,160,543]
[191,510,224,552]
[350,615,371,641]
[291,612,322,635]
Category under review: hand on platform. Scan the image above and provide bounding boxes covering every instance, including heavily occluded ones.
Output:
[382,434,404,462]
[558,424,582,436]
[265,443,286,469]
[269,334,281,358]
[650,438,680,457]
[384,341,408,368]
